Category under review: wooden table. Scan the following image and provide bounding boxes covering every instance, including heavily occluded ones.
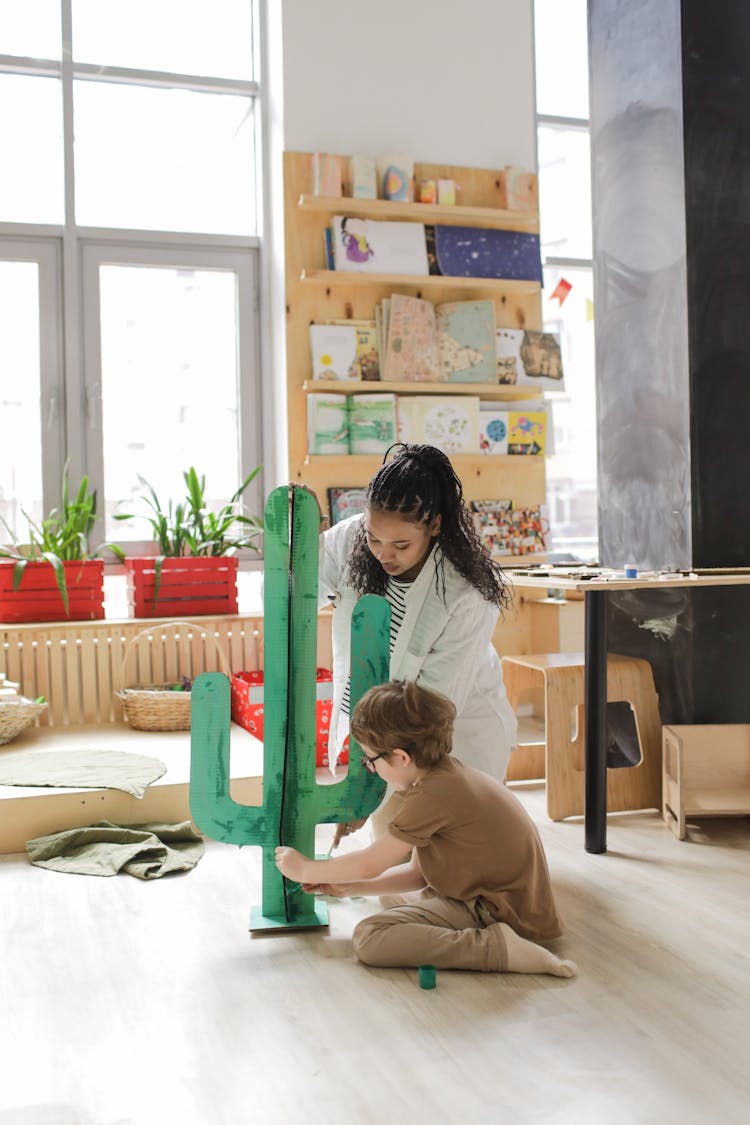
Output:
[505,568,750,854]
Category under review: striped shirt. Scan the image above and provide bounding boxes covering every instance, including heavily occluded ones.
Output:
[340,576,410,716]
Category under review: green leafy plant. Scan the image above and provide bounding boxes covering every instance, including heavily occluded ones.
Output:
[0,469,125,614]
[117,466,264,603]
[120,466,264,557]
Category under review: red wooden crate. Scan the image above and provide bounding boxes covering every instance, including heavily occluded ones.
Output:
[231,668,345,766]
[125,556,239,618]
[0,560,105,623]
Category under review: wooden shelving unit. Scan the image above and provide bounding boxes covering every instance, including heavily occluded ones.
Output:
[283,150,546,515]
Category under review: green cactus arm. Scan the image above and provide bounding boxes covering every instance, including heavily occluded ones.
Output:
[189,672,275,843]
[312,594,388,824]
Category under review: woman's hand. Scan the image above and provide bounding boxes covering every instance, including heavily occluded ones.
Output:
[274,846,308,882]
[290,482,329,529]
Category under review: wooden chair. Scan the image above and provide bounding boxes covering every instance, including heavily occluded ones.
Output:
[501,652,662,821]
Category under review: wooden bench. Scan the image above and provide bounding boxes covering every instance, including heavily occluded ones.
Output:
[0,613,333,854]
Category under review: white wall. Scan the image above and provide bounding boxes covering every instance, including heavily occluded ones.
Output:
[280,0,537,169]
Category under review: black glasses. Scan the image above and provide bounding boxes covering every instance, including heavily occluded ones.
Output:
[360,750,390,773]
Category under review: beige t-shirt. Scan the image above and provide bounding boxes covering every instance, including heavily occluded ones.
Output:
[388,757,563,942]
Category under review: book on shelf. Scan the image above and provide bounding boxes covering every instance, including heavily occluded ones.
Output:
[436,299,496,383]
[432,226,542,282]
[307,394,349,454]
[309,324,358,381]
[382,294,441,382]
[481,397,554,455]
[377,296,496,383]
[323,226,335,270]
[470,499,548,558]
[496,328,565,391]
[397,395,480,455]
[348,393,397,454]
[347,155,377,200]
[479,409,509,454]
[324,319,380,380]
[499,166,536,212]
[329,214,540,283]
[328,486,369,524]
[311,153,343,196]
[376,153,414,201]
[307,393,396,454]
[507,410,547,455]
[331,215,428,275]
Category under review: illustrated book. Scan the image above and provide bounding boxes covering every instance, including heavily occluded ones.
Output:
[348,394,397,454]
[478,409,509,454]
[496,328,565,391]
[396,395,480,455]
[309,324,358,381]
[470,499,547,558]
[306,394,349,454]
[331,216,428,275]
[436,299,497,383]
[328,487,369,524]
[382,295,441,381]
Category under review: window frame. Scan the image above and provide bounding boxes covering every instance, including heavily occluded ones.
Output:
[0,1,266,565]
[0,236,65,527]
[534,0,597,560]
[80,238,263,554]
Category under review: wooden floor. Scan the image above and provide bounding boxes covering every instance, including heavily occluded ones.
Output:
[1,787,748,1125]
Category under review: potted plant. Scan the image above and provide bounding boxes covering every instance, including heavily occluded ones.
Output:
[0,471,124,623]
[119,466,263,618]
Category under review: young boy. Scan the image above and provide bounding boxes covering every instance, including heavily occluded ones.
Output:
[275,680,576,978]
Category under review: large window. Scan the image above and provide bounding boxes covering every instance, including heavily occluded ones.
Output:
[0,0,263,553]
[534,0,597,560]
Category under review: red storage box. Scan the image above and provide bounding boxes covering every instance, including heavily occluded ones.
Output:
[230,668,346,767]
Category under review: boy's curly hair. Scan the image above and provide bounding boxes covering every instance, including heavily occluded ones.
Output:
[346,443,511,610]
[351,679,455,769]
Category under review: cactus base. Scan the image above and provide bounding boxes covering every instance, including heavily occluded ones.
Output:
[249,900,329,931]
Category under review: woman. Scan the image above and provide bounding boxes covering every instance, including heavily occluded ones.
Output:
[316,443,517,787]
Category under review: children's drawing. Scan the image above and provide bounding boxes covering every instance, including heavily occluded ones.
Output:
[340,217,374,263]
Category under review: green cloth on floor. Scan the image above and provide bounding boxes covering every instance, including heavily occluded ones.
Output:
[0,749,166,798]
[26,819,205,879]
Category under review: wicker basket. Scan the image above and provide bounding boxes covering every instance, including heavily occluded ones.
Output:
[0,698,48,745]
[116,622,230,732]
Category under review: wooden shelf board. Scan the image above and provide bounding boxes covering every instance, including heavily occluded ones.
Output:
[304,453,543,468]
[300,269,541,295]
[682,786,750,815]
[302,379,542,401]
[298,193,539,232]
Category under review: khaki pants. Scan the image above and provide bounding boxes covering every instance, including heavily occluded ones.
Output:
[352,889,509,972]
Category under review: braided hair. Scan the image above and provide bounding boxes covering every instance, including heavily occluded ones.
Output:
[346,443,511,610]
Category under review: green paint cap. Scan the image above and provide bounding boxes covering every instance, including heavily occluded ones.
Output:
[419,964,437,990]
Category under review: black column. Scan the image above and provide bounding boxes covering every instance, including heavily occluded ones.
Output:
[589,0,750,722]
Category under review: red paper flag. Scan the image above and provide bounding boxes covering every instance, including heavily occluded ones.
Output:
[550,278,572,305]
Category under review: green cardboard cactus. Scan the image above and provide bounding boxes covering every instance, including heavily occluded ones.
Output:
[190,485,389,929]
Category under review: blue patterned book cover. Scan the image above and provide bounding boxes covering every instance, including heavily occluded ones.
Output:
[434,226,542,282]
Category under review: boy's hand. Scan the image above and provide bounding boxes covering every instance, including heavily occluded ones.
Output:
[274,846,307,882]
[302,883,357,898]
